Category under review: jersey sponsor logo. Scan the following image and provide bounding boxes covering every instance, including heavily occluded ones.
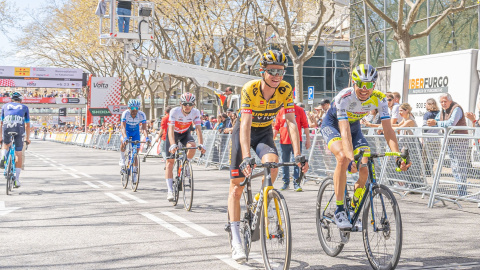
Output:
[231,169,239,177]
[278,87,286,94]
[285,108,295,113]
[287,103,294,107]
[253,87,259,96]
[269,100,276,104]
[242,103,250,107]
[260,100,265,105]
[241,109,252,114]
[341,91,353,99]
[6,104,22,110]
[3,115,24,128]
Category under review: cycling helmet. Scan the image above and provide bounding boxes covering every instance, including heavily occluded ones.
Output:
[11,92,22,101]
[260,50,288,68]
[127,99,141,109]
[352,64,378,82]
[180,92,196,103]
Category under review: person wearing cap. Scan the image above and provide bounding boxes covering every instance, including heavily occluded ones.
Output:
[312,99,330,127]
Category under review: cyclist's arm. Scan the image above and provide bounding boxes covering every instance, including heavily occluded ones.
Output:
[168,124,175,146]
[239,113,252,159]
[339,120,355,161]
[195,124,204,144]
[141,122,148,139]
[120,122,127,139]
[156,129,164,142]
[285,112,301,156]
[381,119,401,152]
[25,122,31,142]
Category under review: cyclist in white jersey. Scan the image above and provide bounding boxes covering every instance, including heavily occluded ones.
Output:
[320,64,411,230]
[165,92,206,201]
[119,99,150,184]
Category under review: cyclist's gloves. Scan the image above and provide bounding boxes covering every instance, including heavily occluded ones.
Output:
[122,137,128,143]
[197,144,206,151]
[294,155,306,164]
[395,149,410,172]
[169,144,178,152]
[239,157,255,172]
[347,160,357,174]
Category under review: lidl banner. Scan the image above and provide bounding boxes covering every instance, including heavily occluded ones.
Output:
[88,77,121,125]
[0,66,83,88]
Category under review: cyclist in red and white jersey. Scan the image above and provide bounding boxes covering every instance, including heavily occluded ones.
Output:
[164,92,206,201]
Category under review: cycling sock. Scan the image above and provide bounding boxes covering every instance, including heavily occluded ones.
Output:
[335,200,345,214]
[133,166,137,173]
[15,168,21,181]
[166,178,173,192]
[230,221,242,246]
[120,151,125,160]
[352,187,365,208]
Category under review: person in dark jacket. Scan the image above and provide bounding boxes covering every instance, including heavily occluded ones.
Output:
[423,98,440,133]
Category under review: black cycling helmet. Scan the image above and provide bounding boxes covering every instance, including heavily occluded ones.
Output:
[11,92,22,101]
[260,50,288,68]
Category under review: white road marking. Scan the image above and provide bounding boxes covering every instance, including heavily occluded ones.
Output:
[68,167,78,172]
[141,212,192,238]
[105,192,129,204]
[83,181,100,189]
[120,192,147,203]
[80,173,93,178]
[68,173,81,178]
[399,262,480,270]
[213,255,255,270]
[0,201,20,216]
[97,181,113,188]
[43,160,50,164]
[161,211,217,236]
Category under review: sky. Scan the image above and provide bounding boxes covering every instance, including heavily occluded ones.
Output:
[0,0,47,66]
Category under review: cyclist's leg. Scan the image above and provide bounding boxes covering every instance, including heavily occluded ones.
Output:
[182,132,196,159]
[1,128,13,168]
[254,126,279,183]
[13,134,24,186]
[279,144,291,188]
[164,131,179,199]
[119,134,128,165]
[130,133,141,167]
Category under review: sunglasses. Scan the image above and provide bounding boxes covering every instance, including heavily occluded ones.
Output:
[182,103,194,107]
[355,81,375,89]
[265,69,286,76]
[130,107,139,110]
[387,99,393,102]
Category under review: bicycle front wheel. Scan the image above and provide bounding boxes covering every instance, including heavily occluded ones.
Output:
[131,154,140,192]
[362,184,403,270]
[121,165,129,189]
[260,189,291,270]
[6,158,13,195]
[316,177,345,257]
[182,160,194,211]
[172,161,181,206]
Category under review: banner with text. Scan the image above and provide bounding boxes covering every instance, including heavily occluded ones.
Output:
[0,66,83,89]
[89,77,121,125]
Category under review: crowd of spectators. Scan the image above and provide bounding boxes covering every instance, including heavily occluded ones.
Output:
[1,89,84,98]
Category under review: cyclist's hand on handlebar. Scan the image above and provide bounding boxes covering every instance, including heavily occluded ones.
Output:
[347,160,358,174]
[396,149,411,172]
[169,144,178,154]
[197,144,206,154]
[25,139,31,145]
[294,155,309,173]
[122,137,128,144]
[239,157,255,177]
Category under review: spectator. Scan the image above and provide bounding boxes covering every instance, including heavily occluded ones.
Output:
[155,107,171,160]
[203,114,213,130]
[225,109,234,128]
[390,92,401,124]
[215,114,224,130]
[273,104,311,192]
[223,110,237,134]
[392,103,417,134]
[427,93,468,196]
[222,87,234,112]
[117,0,132,33]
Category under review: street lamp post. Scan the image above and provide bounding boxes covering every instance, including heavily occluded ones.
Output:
[245,56,254,75]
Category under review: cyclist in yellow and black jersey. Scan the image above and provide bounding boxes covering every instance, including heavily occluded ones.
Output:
[227,50,309,263]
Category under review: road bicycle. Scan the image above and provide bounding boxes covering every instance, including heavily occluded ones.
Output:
[316,149,409,270]
[171,143,203,211]
[4,132,20,195]
[225,156,307,270]
[120,138,149,191]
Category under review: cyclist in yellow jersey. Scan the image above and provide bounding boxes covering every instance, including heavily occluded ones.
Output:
[227,50,309,262]
[320,64,411,230]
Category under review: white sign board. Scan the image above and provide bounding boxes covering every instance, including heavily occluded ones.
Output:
[307,86,314,105]
[108,105,128,115]
[0,66,83,88]
[90,77,121,124]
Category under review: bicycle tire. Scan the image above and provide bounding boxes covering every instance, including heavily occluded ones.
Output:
[172,160,180,206]
[260,189,291,270]
[131,154,140,192]
[6,157,13,195]
[226,191,251,260]
[121,146,131,189]
[182,160,194,211]
[316,177,346,257]
[362,184,403,270]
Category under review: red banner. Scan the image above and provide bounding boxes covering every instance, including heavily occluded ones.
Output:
[0,97,56,103]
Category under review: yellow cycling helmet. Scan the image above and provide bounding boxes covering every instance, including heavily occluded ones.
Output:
[352,64,378,82]
[260,50,288,68]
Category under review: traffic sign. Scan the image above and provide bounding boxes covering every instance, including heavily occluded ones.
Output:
[308,86,314,105]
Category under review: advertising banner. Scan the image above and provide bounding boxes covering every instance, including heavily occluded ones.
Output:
[107,105,128,115]
[0,66,83,89]
[89,77,121,124]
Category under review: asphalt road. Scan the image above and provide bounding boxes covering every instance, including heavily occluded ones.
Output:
[1,140,479,269]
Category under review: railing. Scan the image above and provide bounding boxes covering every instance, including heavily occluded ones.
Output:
[40,126,480,208]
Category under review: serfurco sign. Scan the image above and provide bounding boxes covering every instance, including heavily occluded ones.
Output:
[408,76,449,94]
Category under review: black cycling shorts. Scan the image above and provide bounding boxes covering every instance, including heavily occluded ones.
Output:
[165,131,195,159]
[2,128,25,151]
[229,121,278,178]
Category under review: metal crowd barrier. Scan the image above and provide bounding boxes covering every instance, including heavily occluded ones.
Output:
[41,126,480,208]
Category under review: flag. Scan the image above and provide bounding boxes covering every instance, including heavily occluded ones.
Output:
[266,33,276,42]
[215,93,227,106]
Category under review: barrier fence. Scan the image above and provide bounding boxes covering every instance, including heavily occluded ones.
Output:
[41,126,480,208]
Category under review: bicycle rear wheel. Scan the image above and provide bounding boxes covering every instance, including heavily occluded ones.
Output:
[182,160,194,211]
[362,184,403,270]
[260,189,291,270]
[316,177,346,257]
[5,157,13,195]
[131,154,140,192]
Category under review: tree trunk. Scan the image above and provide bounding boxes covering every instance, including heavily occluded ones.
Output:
[150,89,155,120]
[395,32,411,59]
[293,61,304,102]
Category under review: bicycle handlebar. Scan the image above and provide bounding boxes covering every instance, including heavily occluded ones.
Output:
[351,148,410,172]
[239,157,308,187]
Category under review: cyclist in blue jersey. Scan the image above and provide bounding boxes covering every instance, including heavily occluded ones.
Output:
[119,99,150,184]
[0,92,31,187]
[320,64,411,230]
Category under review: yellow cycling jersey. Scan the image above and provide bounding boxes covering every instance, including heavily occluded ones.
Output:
[240,79,294,128]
